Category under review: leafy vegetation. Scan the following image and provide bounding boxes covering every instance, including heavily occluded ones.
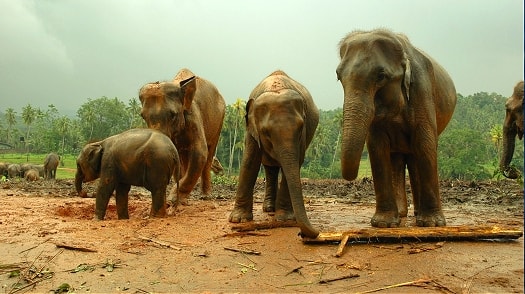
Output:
[0,91,521,181]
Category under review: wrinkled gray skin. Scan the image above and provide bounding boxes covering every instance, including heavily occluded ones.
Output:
[499,81,524,179]
[75,128,180,220]
[7,164,21,178]
[228,70,320,238]
[336,29,457,228]
[44,153,60,180]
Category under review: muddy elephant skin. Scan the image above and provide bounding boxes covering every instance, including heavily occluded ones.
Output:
[228,70,320,238]
[336,29,457,228]
[7,164,21,178]
[499,80,523,179]
[139,68,225,206]
[44,153,60,179]
[75,128,180,220]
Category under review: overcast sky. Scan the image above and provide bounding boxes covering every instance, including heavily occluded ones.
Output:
[0,0,523,114]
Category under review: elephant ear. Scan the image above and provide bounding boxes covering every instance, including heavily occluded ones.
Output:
[245,99,261,147]
[86,142,103,176]
[403,57,411,101]
[180,76,197,112]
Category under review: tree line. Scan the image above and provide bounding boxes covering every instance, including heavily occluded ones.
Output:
[0,91,521,181]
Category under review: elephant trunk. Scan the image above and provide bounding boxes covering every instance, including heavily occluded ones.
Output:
[499,125,518,178]
[280,150,319,238]
[75,167,84,195]
[341,94,373,181]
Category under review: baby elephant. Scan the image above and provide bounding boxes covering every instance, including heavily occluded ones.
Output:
[75,128,180,220]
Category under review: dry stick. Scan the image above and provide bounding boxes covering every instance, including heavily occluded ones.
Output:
[54,242,97,252]
[335,234,350,257]
[319,273,360,284]
[356,278,433,294]
[9,250,63,294]
[236,262,258,271]
[224,247,261,255]
[138,236,182,250]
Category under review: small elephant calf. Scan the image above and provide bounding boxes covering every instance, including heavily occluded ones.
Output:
[75,128,180,220]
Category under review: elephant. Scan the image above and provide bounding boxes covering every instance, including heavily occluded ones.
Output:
[44,153,60,180]
[336,29,457,228]
[139,68,226,206]
[25,169,39,181]
[499,80,524,179]
[7,163,21,178]
[211,156,224,175]
[75,128,180,220]
[228,70,320,238]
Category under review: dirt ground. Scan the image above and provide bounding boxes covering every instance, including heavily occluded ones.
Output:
[0,176,523,294]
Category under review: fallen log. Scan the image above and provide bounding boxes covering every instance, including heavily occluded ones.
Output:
[230,220,298,232]
[303,225,523,244]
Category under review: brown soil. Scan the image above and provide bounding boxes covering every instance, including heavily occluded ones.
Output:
[0,177,523,293]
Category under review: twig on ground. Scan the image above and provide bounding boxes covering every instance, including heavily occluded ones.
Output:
[285,266,303,276]
[356,278,433,294]
[408,241,445,254]
[318,273,360,284]
[54,242,97,252]
[236,262,258,271]
[224,247,261,255]
[138,235,182,250]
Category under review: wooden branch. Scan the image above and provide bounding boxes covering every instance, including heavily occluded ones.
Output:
[54,242,97,252]
[303,226,523,244]
[335,234,350,257]
[138,236,182,250]
[318,273,360,284]
[230,220,298,232]
[356,278,433,294]
[224,247,261,255]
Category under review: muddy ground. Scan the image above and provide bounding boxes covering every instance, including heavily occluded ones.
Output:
[0,176,523,293]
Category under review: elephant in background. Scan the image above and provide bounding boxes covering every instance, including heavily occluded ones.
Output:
[21,164,44,178]
[25,169,39,181]
[75,128,180,220]
[44,153,60,179]
[336,29,457,228]
[228,70,320,238]
[0,162,8,177]
[7,164,21,178]
[139,68,225,206]
[499,80,523,179]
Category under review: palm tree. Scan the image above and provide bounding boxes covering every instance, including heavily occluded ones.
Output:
[56,116,71,155]
[22,104,37,159]
[228,98,246,174]
[5,108,16,146]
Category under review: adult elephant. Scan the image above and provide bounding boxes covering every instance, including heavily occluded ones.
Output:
[336,29,457,228]
[499,80,524,179]
[139,68,225,206]
[228,70,320,238]
[44,153,60,180]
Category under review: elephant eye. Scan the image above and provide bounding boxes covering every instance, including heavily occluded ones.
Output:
[376,71,387,83]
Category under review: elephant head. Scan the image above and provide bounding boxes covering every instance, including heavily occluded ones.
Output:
[138,77,197,140]
[75,142,103,195]
[336,30,412,180]
[499,80,524,179]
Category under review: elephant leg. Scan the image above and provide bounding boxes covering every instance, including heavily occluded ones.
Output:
[391,153,408,217]
[150,186,167,218]
[263,165,279,212]
[368,137,400,228]
[229,135,262,223]
[177,147,207,206]
[413,126,446,227]
[94,180,116,220]
[274,172,295,221]
[200,154,213,197]
[115,183,131,219]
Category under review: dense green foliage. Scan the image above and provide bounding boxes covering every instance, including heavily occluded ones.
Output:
[0,91,522,181]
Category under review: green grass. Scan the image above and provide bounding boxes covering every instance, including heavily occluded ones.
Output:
[0,153,77,179]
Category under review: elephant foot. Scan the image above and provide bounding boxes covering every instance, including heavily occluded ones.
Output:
[416,211,446,227]
[229,207,253,223]
[263,202,275,213]
[274,209,295,221]
[371,211,400,228]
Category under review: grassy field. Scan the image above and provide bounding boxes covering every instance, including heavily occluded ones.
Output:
[0,153,77,179]
[0,153,373,180]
